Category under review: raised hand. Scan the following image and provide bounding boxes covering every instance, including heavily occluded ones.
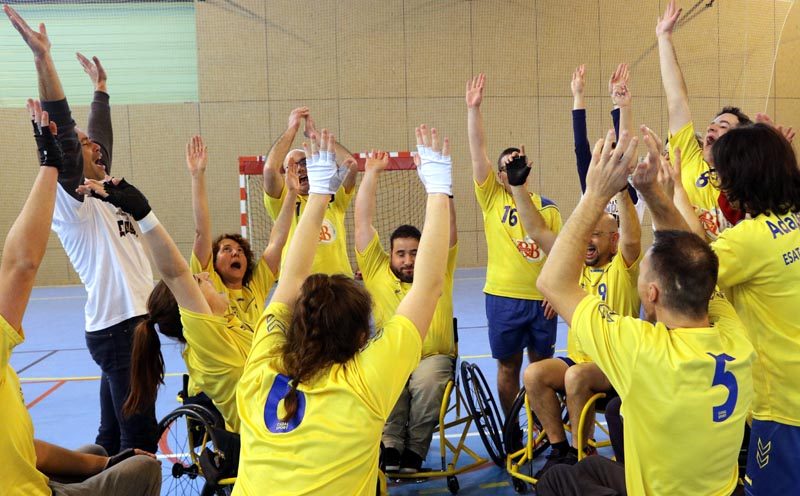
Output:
[4,5,51,58]
[303,129,341,195]
[415,124,452,195]
[656,0,681,37]
[609,63,631,107]
[466,73,486,109]
[365,149,389,173]
[586,129,639,200]
[755,112,796,143]
[185,135,208,176]
[78,178,152,221]
[287,106,310,132]
[303,114,318,139]
[632,131,667,194]
[286,161,301,194]
[27,98,63,169]
[571,64,586,98]
[76,53,107,91]
[501,145,532,187]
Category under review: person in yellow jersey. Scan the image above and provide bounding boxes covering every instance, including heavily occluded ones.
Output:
[503,146,642,476]
[647,123,800,495]
[233,125,451,496]
[0,99,159,496]
[116,165,296,434]
[466,73,563,418]
[354,143,459,474]
[187,135,283,332]
[535,128,754,496]
[656,0,755,241]
[262,107,358,277]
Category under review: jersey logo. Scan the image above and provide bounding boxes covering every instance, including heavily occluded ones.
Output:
[264,374,305,433]
[319,219,336,244]
[515,237,543,262]
[597,303,617,323]
[265,314,286,334]
[756,438,771,468]
[116,219,137,238]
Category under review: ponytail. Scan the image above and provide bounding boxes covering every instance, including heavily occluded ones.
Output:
[281,381,301,421]
[123,318,165,417]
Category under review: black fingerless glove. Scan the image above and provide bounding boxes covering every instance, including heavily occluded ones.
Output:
[99,179,152,221]
[105,448,136,471]
[506,155,531,186]
[32,120,64,170]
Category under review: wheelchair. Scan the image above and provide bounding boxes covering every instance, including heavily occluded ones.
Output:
[502,386,615,493]
[156,375,239,496]
[384,318,489,494]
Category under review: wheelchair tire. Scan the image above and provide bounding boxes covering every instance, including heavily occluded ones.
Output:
[503,387,550,461]
[460,361,506,467]
[157,406,227,496]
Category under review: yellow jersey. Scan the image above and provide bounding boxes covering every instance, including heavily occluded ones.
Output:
[356,232,457,358]
[712,211,800,426]
[190,252,276,333]
[474,175,562,300]
[180,308,251,432]
[568,251,642,363]
[264,185,354,277]
[0,317,50,496]
[234,302,422,495]
[573,293,754,495]
[668,122,740,241]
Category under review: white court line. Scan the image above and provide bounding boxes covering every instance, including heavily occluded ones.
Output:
[29,295,86,301]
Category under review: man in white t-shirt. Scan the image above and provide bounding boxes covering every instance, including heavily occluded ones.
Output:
[8,9,157,453]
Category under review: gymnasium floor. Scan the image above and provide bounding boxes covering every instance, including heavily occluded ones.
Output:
[16,267,611,495]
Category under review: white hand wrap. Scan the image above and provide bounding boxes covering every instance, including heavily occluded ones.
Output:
[416,145,452,195]
[306,150,342,195]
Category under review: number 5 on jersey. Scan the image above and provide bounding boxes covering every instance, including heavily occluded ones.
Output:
[708,352,738,423]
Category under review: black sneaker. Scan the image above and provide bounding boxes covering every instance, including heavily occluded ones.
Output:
[399,449,424,474]
[533,447,578,479]
[383,447,401,472]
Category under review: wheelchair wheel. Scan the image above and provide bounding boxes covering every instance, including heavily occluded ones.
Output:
[157,406,227,496]
[460,361,506,467]
[503,387,550,461]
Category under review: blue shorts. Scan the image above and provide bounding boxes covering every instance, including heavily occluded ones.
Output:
[744,419,800,495]
[485,294,557,361]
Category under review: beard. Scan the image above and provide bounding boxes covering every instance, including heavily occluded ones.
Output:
[391,266,414,283]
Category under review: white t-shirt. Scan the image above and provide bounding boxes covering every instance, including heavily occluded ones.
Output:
[51,186,153,332]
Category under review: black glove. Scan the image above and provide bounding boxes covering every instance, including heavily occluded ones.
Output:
[506,155,531,186]
[99,179,152,221]
[32,120,64,170]
[104,448,136,471]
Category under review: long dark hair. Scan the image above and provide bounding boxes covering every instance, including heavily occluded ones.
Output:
[123,281,184,417]
[278,274,373,421]
[212,233,255,286]
[713,123,800,217]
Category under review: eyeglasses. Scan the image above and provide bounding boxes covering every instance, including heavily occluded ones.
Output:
[590,231,617,237]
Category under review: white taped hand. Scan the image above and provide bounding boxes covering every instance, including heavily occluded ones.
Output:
[416,145,452,195]
[306,149,342,195]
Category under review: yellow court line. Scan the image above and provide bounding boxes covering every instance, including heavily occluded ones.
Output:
[480,482,510,489]
[20,372,186,383]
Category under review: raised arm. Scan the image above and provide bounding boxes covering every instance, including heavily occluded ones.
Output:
[271,131,343,309]
[615,188,641,266]
[656,0,692,134]
[263,107,309,198]
[505,147,557,255]
[186,136,213,267]
[632,133,693,233]
[4,6,64,101]
[262,162,301,275]
[396,125,452,340]
[466,73,493,185]
[79,54,113,172]
[538,130,638,325]
[0,101,62,332]
[572,65,592,193]
[610,63,640,205]
[354,150,390,253]
[77,178,212,316]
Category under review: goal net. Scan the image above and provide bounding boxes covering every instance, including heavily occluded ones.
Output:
[239,153,425,273]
